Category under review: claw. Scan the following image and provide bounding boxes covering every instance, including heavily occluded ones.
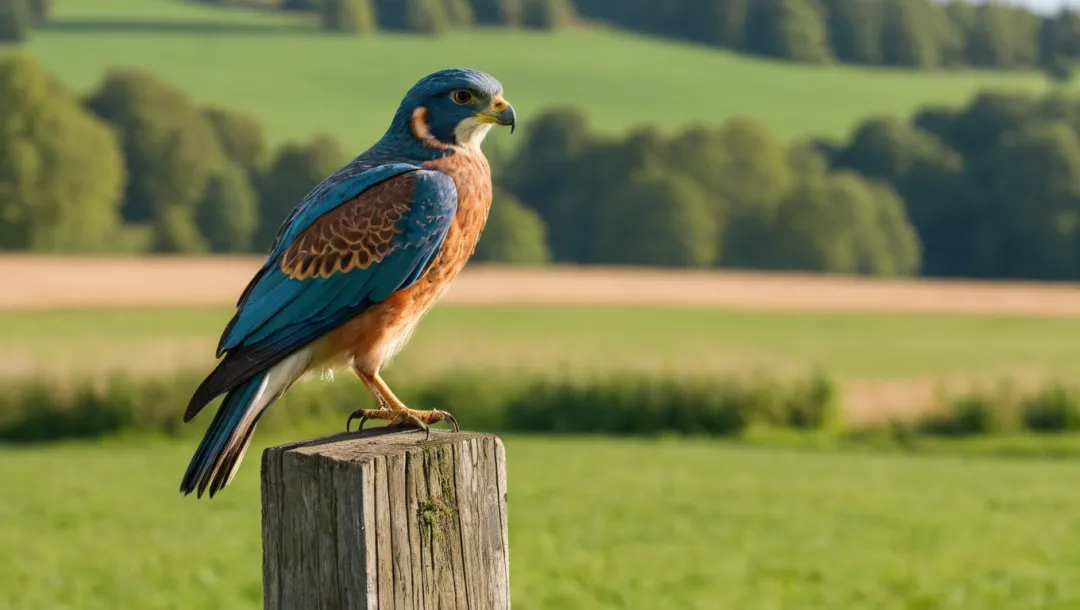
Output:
[345,407,460,436]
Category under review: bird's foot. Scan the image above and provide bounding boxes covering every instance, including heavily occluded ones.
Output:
[346,406,460,439]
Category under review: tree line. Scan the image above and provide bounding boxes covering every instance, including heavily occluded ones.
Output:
[5,52,1080,280]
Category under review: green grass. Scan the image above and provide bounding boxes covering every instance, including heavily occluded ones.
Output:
[5,306,1080,383]
[3,436,1080,609]
[17,0,1072,148]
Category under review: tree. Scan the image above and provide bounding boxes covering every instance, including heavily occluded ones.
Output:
[256,134,349,251]
[965,3,1038,68]
[745,0,833,63]
[468,0,523,25]
[522,0,575,29]
[979,121,1080,279]
[879,0,942,68]
[0,0,32,43]
[822,0,881,64]
[203,106,267,175]
[321,0,377,33]
[668,118,793,267]
[196,164,260,253]
[443,0,476,27]
[86,69,228,252]
[472,189,550,265]
[595,171,717,267]
[27,0,47,25]
[0,55,126,251]
[502,108,595,259]
[376,0,451,33]
[768,172,920,275]
[690,0,749,48]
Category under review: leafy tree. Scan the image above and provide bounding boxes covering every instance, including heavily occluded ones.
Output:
[203,106,267,175]
[256,134,349,251]
[690,0,749,48]
[595,171,717,268]
[468,0,523,25]
[0,0,32,43]
[472,189,550,265]
[0,55,126,251]
[376,0,451,33]
[965,3,1038,68]
[822,0,882,64]
[522,0,575,29]
[503,108,595,259]
[979,121,1080,279]
[443,0,476,26]
[321,0,377,33]
[27,0,47,25]
[86,69,228,252]
[745,0,832,63]
[768,172,920,275]
[196,164,260,253]
[832,117,966,276]
[880,0,942,68]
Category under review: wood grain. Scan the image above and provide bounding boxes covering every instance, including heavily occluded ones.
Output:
[261,428,510,610]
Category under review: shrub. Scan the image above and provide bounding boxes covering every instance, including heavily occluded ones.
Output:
[0,369,841,442]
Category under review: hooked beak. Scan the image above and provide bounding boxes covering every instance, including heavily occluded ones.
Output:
[476,95,516,134]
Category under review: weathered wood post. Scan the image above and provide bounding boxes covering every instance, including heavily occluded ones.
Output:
[261,428,510,609]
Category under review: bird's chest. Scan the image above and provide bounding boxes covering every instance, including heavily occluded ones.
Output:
[417,150,493,289]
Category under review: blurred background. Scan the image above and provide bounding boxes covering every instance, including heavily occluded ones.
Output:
[5,0,1080,608]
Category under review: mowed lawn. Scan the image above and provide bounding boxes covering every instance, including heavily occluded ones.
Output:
[2,437,1079,609]
[18,0,1068,148]
[5,306,1080,383]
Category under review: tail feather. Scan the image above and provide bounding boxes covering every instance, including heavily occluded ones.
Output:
[180,373,268,498]
[180,348,311,498]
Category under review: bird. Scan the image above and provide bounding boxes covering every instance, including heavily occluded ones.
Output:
[178,68,516,499]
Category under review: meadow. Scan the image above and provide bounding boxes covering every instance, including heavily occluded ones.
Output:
[15,0,1072,148]
[3,436,1080,610]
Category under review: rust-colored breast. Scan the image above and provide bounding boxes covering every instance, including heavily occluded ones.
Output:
[280,175,415,280]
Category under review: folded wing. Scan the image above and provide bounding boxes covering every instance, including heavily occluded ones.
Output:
[184,167,458,422]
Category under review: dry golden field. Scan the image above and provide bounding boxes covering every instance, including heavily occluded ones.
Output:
[6,255,1080,315]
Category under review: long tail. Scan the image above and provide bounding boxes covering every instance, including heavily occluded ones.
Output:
[180,350,309,498]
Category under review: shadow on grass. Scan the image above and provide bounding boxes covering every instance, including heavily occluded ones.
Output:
[40,19,318,37]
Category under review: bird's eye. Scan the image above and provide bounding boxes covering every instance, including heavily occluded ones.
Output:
[451,90,473,105]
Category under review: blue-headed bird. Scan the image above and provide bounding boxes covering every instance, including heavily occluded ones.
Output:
[179,68,516,498]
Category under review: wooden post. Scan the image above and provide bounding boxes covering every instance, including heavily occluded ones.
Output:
[261,428,510,610]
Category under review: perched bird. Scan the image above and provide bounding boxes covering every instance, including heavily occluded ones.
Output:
[179,68,516,499]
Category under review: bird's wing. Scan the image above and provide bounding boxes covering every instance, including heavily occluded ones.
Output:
[184,165,458,422]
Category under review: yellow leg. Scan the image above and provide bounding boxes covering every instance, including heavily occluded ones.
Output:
[346,371,459,436]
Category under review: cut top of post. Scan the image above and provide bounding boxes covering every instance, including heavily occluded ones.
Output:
[261,429,510,610]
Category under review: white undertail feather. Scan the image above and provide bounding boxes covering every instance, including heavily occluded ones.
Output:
[221,347,312,486]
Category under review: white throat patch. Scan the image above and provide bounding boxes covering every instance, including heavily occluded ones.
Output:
[454,117,494,151]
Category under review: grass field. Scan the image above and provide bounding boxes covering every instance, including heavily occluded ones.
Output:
[4,436,1080,610]
[17,0,1071,147]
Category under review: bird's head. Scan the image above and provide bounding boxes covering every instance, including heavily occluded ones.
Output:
[392,68,516,151]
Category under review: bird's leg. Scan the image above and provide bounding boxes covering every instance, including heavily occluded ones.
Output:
[346,370,459,436]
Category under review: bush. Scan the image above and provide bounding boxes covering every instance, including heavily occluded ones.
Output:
[0,369,841,442]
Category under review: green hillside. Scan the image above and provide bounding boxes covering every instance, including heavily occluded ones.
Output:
[19,0,1074,149]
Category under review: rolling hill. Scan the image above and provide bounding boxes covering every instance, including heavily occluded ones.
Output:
[18,0,1075,149]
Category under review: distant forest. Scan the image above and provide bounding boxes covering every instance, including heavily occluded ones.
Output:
[6,0,1080,77]
[7,53,1080,281]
